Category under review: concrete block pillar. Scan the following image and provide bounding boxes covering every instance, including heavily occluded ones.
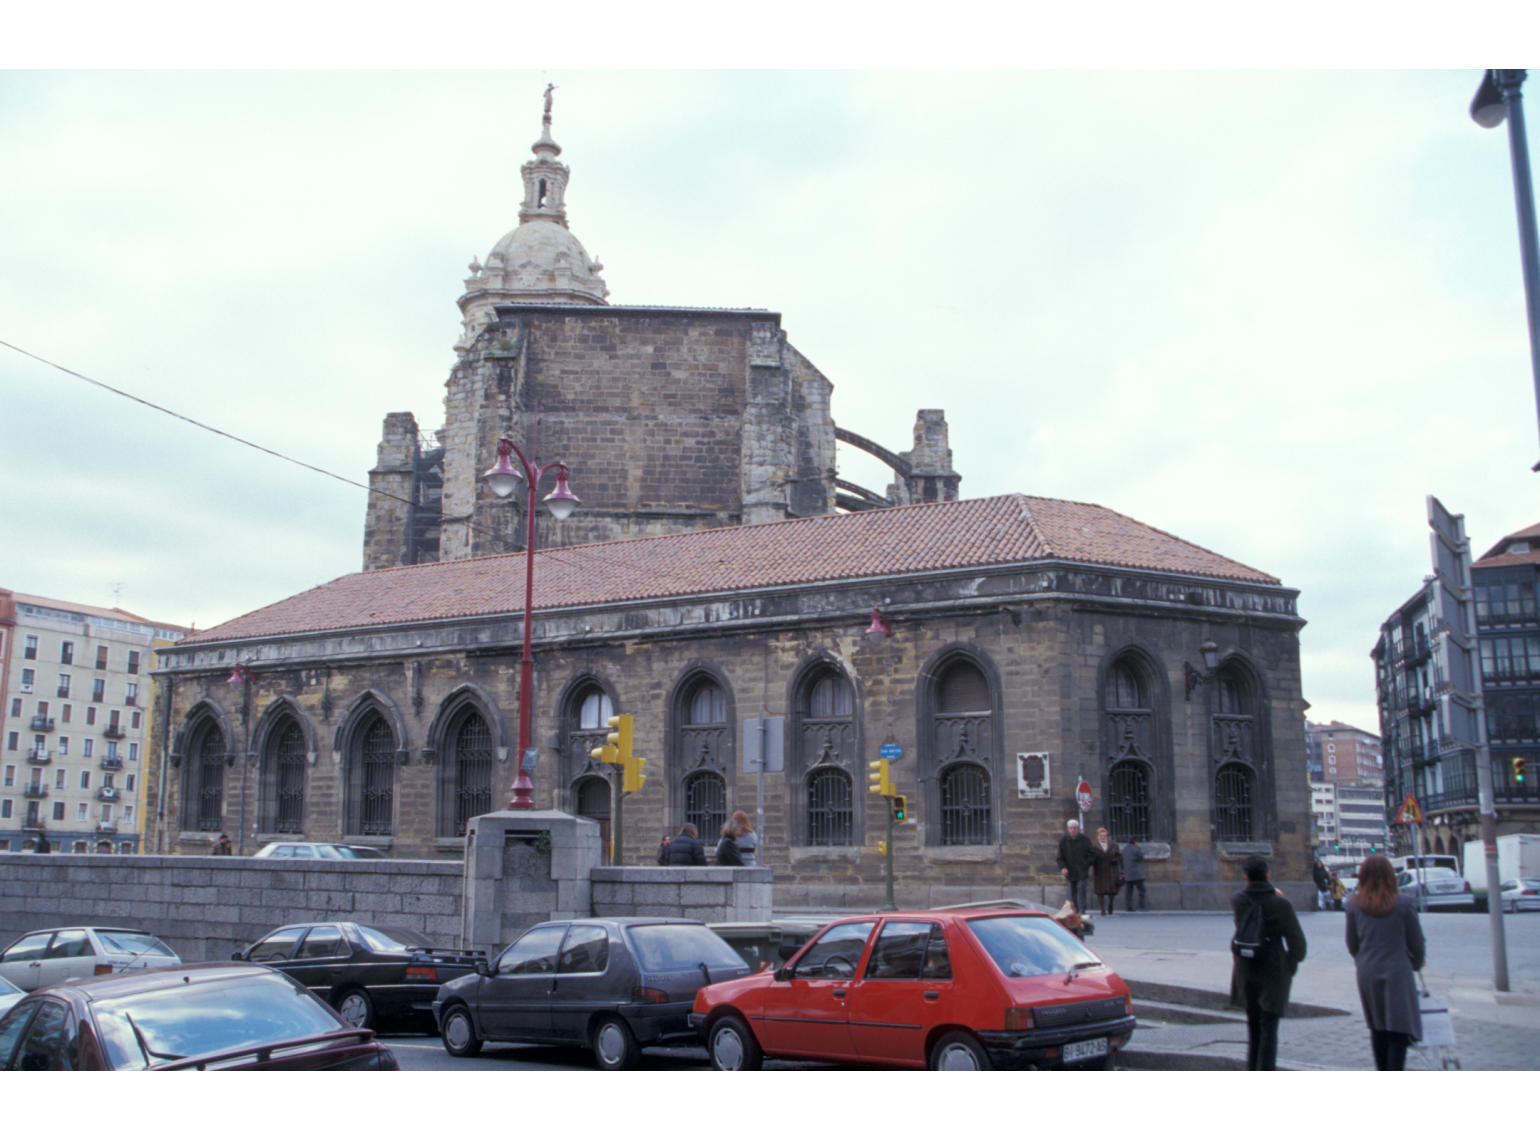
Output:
[461,810,601,955]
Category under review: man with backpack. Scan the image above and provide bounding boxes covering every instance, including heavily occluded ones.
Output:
[1229,855,1307,1070]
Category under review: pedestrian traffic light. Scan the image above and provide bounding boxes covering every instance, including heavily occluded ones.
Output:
[891,794,907,822]
[868,758,893,797]
[1515,756,1528,784]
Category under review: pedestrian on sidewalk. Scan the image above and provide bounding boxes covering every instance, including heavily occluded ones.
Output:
[658,822,706,865]
[1345,853,1425,1071]
[1121,838,1147,911]
[1329,871,1347,911]
[729,809,758,866]
[1091,827,1122,915]
[1312,859,1332,911]
[1056,819,1093,913]
[1229,855,1307,1071]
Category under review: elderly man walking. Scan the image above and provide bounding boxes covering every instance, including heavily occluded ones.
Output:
[1056,819,1094,913]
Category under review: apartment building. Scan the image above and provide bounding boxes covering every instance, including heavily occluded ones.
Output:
[0,589,187,852]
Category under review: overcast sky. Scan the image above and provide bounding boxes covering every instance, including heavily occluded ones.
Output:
[3,58,1539,735]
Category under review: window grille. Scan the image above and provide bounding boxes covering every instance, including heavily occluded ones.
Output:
[939,763,990,845]
[351,716,395,836]
[449,713,492,837]
[1215,763,1254,842]
[1107,760,1151,842]
[806,767,853,846]
[684,770,725,841]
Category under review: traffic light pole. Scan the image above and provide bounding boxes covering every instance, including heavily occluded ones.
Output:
[612,769,625,867]
[884,802,896,911]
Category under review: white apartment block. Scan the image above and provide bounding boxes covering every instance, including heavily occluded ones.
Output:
[0,590,186,853]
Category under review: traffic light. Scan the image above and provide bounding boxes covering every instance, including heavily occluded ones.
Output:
[1514,756,1528,784]
[868,758,893,797]
[891,794,907,822]
[606,714,647,795]
[593,715,646,794]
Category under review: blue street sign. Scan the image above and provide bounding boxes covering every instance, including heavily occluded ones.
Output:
[879,741,902,760]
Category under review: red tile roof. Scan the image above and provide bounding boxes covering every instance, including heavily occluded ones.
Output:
[182,494,1280,645]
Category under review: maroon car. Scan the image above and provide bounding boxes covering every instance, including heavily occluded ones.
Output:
[0,962,398,1070]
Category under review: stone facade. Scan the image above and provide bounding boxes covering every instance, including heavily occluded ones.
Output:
[149,500,1311,910]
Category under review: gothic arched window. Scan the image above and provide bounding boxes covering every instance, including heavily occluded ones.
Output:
[439,708,493,838]
[1102,654,1163,843]
[793,664,856,845]
[182,719,226,833]
[930,657,994,845]
[1215,762,1254,842]
[259,717,306,834]
[346,713,395,836]
[1211,661,1267,842]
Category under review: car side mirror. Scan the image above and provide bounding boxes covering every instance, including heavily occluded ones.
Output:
[475,960,492,977]
[773,966,791,982]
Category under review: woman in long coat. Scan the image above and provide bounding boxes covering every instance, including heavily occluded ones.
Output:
[1345,853,1426,1070]
[1091,827,1122,915]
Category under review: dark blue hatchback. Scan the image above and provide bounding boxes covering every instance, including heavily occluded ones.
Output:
[434,917,749,1069]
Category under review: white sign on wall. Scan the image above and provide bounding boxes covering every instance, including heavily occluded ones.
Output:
[1017,752,1051,798]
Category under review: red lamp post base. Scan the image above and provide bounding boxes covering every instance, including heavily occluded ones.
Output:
[509,769,536,810]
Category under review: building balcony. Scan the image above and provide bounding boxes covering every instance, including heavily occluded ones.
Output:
[29,716,55,732]
[95,821,118,834]
[99,757,124,771]
[97,786,121,802]
[29,748,51,765]
[102,725,125,740]
[23,784,49,799]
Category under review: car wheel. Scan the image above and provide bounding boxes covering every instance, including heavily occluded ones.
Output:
[929,1030,993,1070]
[440,1005,482,1057]
[335,987,375,1030]
[592,1014,640,1071]
[708,1015,764,1071]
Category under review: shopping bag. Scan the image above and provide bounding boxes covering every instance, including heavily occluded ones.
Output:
[1416,973,1456,1048]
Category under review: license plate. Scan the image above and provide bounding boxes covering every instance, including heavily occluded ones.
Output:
[1063,1037,1108,1063]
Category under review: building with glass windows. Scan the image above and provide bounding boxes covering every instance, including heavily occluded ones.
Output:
[0,590,187,853]
[1373,520,1540,858]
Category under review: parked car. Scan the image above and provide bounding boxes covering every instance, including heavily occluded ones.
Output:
[251,841,387,859]
[0,963,398,1070]
[0,928,180,992]
[232,921,484,1030]
[1499,878,1540,913]
[689,906,1137,1070]
[1396,868,1475,910]
[434,917,751,1069]
[0,976,23,1018]
[709,918,826,972]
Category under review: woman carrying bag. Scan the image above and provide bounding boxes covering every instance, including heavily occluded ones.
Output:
[1345,853,1427,1070]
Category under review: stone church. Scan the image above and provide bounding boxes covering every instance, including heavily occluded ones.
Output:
[149,95,1311,909]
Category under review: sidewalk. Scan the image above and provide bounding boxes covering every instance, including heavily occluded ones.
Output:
[1092,913,1540,1071]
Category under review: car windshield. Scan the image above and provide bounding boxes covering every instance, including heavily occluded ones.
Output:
[627,924,743,973]
[93,975,345,1070]
[95,932,175,958]
[355,926,432,953]
[966,915,1103,979]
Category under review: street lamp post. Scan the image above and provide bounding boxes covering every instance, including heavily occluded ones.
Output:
[1470,69,1540,468]
[483,427,579,810]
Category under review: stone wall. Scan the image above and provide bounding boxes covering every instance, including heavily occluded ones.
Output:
[0,853,465,963]
[591,867,772,923]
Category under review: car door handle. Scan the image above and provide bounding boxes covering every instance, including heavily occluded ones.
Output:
[832,989,847,999]
[923,991,940,1001]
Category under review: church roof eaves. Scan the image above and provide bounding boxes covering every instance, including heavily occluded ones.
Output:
[180,494,1283,646]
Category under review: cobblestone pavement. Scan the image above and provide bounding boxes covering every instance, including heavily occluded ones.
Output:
[1086,909,1540,1070]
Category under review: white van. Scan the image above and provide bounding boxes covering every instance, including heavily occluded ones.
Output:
[1390,854,1460,875]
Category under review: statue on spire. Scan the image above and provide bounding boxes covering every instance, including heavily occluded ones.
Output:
[543,83,556,123]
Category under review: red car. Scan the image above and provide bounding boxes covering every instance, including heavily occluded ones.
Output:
[689,907,1135,1070]
[0,963,398,1070]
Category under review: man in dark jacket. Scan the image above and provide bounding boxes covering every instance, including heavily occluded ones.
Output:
[1230,855,1307,1070]
[1311,859,1331,911]
[1056,819,1093,913]
[662,823,707,866]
